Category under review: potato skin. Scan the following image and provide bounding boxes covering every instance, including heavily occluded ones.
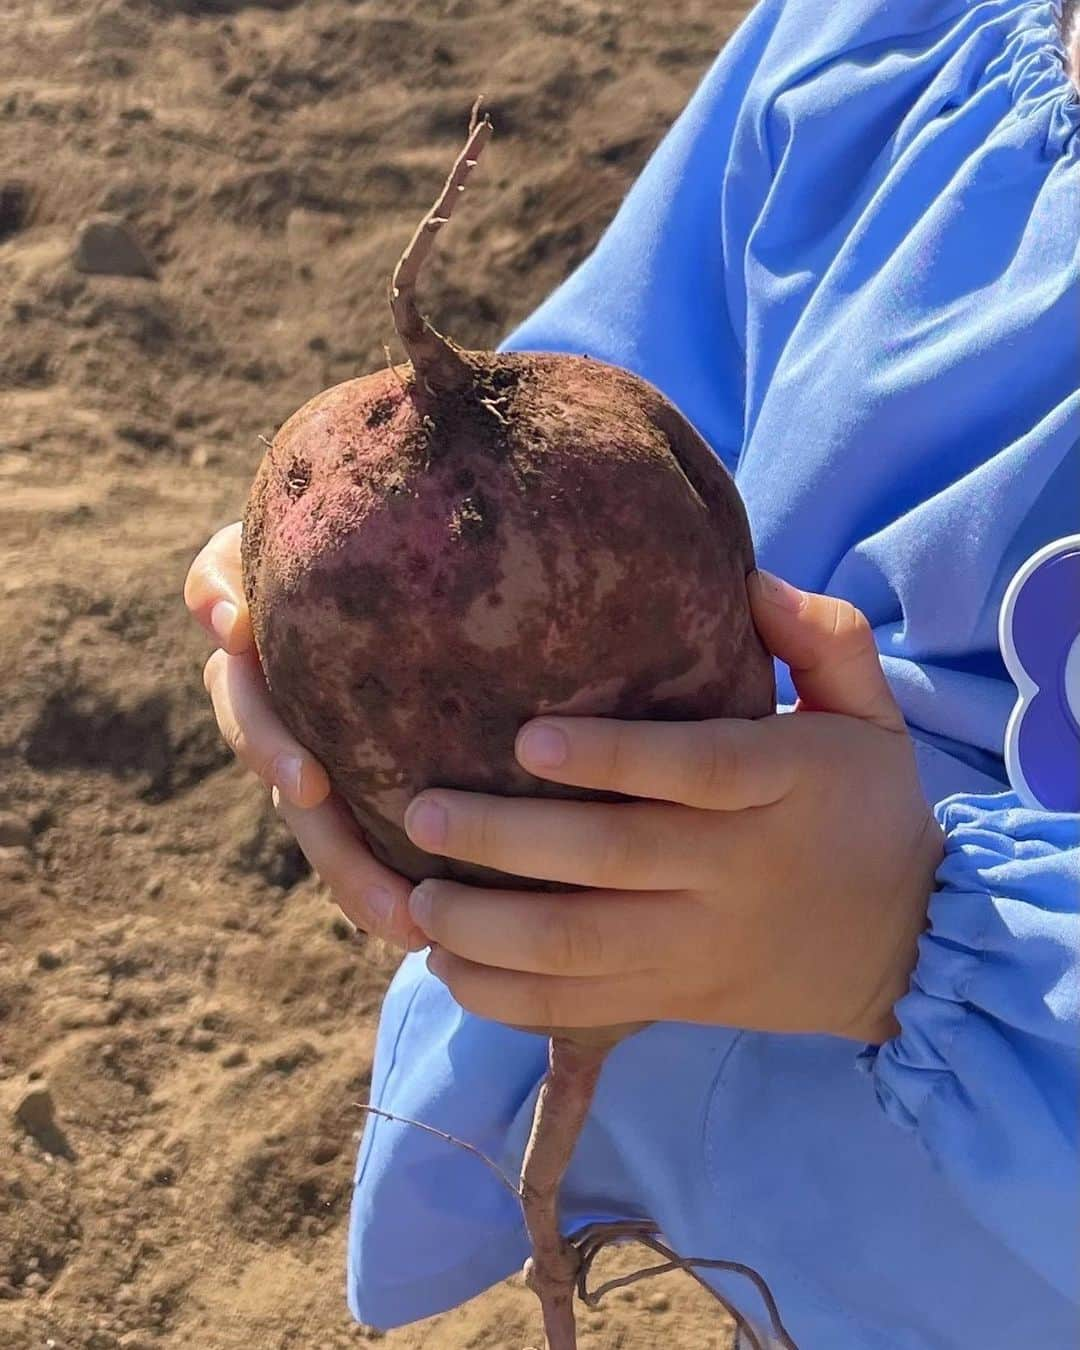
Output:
[243,352,775,886]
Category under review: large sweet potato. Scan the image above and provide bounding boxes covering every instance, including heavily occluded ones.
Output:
[240,105,780,1350]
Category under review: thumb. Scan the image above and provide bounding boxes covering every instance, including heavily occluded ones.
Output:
[183,521,253,654]
[748,570,905,733]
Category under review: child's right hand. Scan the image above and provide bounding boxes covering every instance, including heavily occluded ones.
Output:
[184,523,424,951]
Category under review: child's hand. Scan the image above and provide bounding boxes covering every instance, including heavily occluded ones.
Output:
[404,574,944,1045]
[184,523,423,950]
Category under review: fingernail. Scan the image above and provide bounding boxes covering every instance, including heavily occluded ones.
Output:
[518,722,568,770]
[210,600,238,646]
[274,753,304,803]
[756,569,806,613]
[408,883,434,929]
[364,887,394,923]
[405,797,448,850]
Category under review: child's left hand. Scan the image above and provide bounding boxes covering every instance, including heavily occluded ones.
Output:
[405,572,945,1046]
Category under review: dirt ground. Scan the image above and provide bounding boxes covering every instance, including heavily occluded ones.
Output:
[0,2,750,1346]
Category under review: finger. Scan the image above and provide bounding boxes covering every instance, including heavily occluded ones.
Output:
[409,878,694,976]
[203,647,330,808]
[274,792,424,951]
[184,521,252,654]
[403,791,709,890]
[749,571,905,732]
[515,716,793,810]
[427,948,659,1029]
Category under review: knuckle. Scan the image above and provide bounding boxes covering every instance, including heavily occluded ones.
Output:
[604,725,629,789]
[252,750,279,789]
[832,599,874,652]
[595,812,649,887]
[473,802,502,864]
[329,887,360,925]
[313,864,346,907]
[305,847,352,909]
[817,598,879,678]
[218,715,272,785]
[519,977,560,1031]
[297,810,377,907]
[694,727,738,806]
[443,962,486,1016]
[595,819,631,886]
[571,911,606,974]
[218,712,244,758]
[539,906,592,975]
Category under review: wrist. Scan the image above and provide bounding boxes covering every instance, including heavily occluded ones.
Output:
[844,811,946,1046]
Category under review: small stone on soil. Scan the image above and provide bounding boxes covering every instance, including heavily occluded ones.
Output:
[0,813,33,848]
[14,1083,56,1133]
[13,1082,73,1158]
[0,181,30,241]
[73,214,156,278]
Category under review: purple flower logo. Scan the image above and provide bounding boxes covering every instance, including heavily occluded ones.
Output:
[1000,535,1080,813]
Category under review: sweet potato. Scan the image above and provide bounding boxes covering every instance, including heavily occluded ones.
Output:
[242,105,777,1350]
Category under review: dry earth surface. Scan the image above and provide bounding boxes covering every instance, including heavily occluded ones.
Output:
[1,1,748,1346]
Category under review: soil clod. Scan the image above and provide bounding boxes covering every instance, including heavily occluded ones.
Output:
[73,215,156,279]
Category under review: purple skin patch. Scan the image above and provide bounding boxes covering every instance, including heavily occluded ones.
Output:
[1000,538,1080,813]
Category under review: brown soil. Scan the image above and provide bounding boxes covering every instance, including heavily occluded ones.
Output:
[0,3,747,1347]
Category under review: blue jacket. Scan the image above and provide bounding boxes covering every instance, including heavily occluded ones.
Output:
[348,3,1080,1345]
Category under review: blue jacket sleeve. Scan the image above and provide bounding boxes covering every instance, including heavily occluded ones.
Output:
[498,0,789,474]
[862,793,1080,1302]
